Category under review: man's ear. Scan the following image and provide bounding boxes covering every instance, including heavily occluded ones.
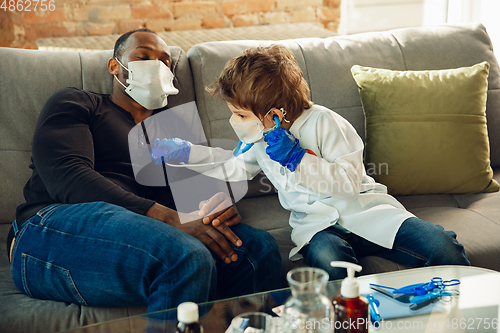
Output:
[108,58,119,75]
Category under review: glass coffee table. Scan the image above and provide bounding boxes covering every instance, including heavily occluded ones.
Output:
[62,266,500,332]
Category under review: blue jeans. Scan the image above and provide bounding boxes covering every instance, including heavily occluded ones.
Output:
[300,217,471,281]
[10,202,285,317]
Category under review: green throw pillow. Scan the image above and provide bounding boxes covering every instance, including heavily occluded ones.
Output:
[351,62,499,195]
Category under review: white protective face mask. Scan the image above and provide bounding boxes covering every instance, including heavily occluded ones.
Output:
[229,109,277,144]
[114,58,179,110]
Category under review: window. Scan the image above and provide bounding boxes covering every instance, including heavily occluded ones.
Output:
[340,0,499,52]
[425,0,499,51]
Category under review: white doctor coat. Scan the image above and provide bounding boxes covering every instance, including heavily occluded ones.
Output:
[187,104,414,260]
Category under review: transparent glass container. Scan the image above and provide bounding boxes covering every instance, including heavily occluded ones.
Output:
[283,267,333,333]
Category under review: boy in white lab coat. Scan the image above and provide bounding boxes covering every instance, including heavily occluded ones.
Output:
[153,45,470,280]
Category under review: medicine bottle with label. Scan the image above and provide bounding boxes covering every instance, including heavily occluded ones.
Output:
[330,262,369,333]
[176,302,204,333]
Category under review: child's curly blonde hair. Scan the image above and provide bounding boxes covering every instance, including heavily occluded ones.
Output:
[206,45,312,122]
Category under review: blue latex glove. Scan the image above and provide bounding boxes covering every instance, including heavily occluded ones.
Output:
[264,127,306,172]
[150,138,191,165]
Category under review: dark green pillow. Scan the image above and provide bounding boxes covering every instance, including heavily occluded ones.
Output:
[351,62,499,195]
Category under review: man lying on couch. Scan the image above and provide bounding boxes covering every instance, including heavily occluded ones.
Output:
[7,28,285,318]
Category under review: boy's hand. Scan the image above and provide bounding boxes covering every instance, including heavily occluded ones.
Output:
[199,192,242,228]
[150,138,191,165]
[264,127,306,172]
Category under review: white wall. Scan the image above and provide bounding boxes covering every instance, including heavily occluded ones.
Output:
[339,0,425,35]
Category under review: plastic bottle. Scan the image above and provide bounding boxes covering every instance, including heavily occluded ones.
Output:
[176,302,204,333]
[330,262,369,333]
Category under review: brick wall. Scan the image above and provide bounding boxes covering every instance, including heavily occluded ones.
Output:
[0,0,341,49]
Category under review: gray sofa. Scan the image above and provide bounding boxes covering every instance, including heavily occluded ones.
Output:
[1,23,499,332]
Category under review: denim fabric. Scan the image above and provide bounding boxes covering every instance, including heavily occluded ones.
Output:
[301,217,471,281]
[10,202,285,318]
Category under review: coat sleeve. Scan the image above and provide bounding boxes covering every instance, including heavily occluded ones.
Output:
[186,144,262,181]
[293,110,365,201]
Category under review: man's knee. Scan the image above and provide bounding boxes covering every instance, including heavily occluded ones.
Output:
[180,238,216,273]
[147,228,216,278]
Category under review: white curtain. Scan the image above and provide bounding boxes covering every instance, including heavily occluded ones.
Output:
[425,0,499,52]
[340,0,499,51]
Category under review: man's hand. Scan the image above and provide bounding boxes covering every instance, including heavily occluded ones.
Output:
[146,202,241,264]
[198,192,242,228]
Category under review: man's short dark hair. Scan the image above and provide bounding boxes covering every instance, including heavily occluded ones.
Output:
[113,28,157,60]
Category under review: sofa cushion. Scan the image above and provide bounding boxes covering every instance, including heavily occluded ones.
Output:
[389,25,500,168]
[351,61,499,195]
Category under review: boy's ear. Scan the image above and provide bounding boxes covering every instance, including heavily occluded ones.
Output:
[271,108,284,122]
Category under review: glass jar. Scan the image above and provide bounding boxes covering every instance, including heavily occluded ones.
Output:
[283,267,333,332]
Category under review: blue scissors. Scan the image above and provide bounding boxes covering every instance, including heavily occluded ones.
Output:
[429,277,460,288]
[370,277,460,310]
[369,284,412,303]
[392,277,460,296]
[410,287,458,305]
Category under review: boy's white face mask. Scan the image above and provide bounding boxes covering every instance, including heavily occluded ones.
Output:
[114,58,179,110]
[229,109,276,144]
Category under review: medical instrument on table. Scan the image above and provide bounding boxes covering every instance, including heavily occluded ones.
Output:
[369,284,412,303]
[366,294,381,325]
[369,277,460,310]
[410,288,458,304]
[393,277,460,296]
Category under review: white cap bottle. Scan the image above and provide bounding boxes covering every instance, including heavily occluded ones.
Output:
[331,261,362,298]
[176,302,203,333]
[330,261,369,332]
